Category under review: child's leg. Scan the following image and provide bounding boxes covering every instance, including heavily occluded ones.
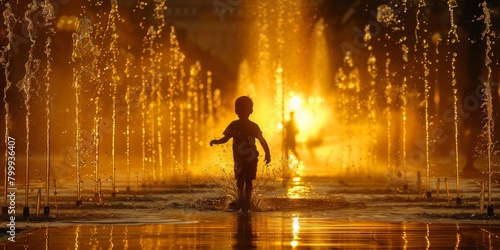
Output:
[245,179,253,209]
[236,179,244,198]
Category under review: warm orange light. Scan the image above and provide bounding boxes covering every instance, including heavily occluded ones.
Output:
[289,96,302,110]
[290,216,300,248]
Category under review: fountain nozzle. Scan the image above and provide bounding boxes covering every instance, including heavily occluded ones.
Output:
[487,205,494,217]
[23,207,29,217]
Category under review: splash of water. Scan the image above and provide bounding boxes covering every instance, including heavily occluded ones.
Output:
[376,4,398,27]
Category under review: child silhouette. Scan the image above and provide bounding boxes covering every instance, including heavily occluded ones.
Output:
[210,96,271,211]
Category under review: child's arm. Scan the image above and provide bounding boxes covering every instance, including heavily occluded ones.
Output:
[257,134,271,164]
[210,135,230,146]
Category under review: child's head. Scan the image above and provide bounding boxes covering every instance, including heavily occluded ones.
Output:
[235,96,253,118]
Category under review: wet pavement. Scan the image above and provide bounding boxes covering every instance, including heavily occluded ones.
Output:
[2,212,500,249]
[1,174,500,249]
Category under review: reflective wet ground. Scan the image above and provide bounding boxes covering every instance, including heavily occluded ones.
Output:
[1,175,500,249]
[2,213,500,249]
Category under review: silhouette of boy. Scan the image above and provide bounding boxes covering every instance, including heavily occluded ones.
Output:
[210,96,271,211]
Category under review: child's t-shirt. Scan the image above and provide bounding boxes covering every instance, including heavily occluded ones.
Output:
[223,119,262,164]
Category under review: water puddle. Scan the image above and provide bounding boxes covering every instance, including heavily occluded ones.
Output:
[2,213,499,249]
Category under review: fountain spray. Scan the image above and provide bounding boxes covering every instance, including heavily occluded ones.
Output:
[72,16,95,206]
[93,83,102,200]
[2,3,16,216]
[140,25,158,186]
[20,0,41,217]
[401,45,408,185]
[365,25,378,172]
[206,71,215,147]
[168,27,182,180]
[126,84,131,191]
[179,64,186,178]
[106,0,121,198]
[422,38,431,199]
[140,60,147,186]
[43,0,56,216]
[148,43,164,184]
[384,56,393,175]
[480,1,495,217]
[415,0,432,199]
[53,180,58,216]
[447,0,461,206]
[156,89,164,183]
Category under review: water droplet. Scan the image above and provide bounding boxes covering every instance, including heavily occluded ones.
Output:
[448,0,458,9]
[376,4,397,26]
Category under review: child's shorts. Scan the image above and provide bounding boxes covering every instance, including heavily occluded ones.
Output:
[234,160,258,180]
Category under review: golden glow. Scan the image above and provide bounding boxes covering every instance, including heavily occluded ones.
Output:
[287,161,309,199]
[290,216,300,248]
[74,225,80,250]
[12,221,494,248]
[57,15,78,31]
[289,95,302,110]
[455,224,460,249]
[403,222,408,250]
[426,223,430,250]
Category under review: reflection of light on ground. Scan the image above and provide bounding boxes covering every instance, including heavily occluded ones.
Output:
[290,215,300,248]
[5,217,499,249]
[287,186,310,199]
[403,222,408,249]
[74,225,80,249]
[287,161,310,199]
[426,223,430,249]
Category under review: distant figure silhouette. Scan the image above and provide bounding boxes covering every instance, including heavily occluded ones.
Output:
[210,96,271,211]
[285,111,300,160]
